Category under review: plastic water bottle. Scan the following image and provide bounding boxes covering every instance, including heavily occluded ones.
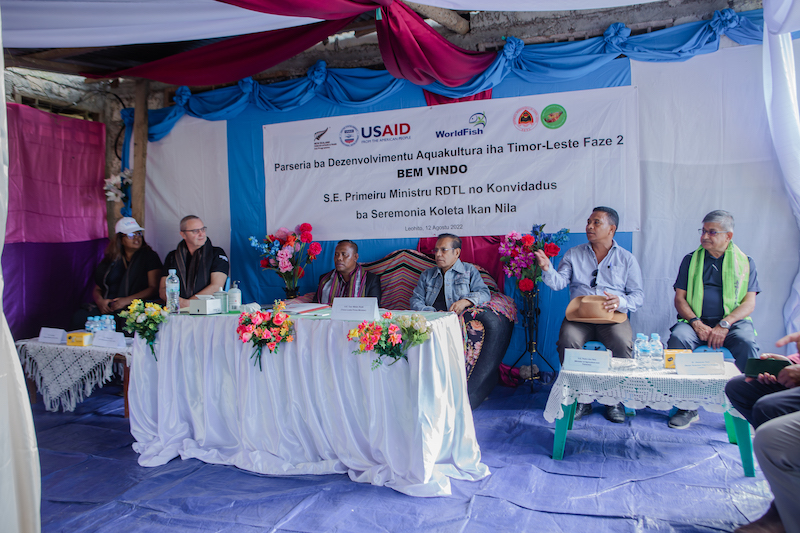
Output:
[84,317,93,333]
[228,281,242,311]
[649,333,664,371]
[104,315,115,331]
[635,333,652,370]
[166,269,180,314]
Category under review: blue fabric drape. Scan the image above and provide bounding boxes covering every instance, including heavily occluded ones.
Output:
[122,9,767,145]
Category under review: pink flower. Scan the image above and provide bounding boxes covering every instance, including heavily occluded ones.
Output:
[389,333,402,345]
[275,227,290,240]
[309,242,322,256]
[240,331,253,342]
[273,312,287,325]
[267,342,277,352]
[382,311,393,319]
[300,231,312,243]
[298,223,313,233]
[279,259,293,273]
[508,231,521,241]
[251,313,263,326]
[260,328,272,340]
[277,247,292,261]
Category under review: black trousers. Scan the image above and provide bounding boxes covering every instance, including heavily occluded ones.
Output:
[556,318,633,364]
[725,374,800,428]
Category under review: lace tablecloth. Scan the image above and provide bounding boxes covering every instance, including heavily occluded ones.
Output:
[16,339,132,412]
[543,360,741,423]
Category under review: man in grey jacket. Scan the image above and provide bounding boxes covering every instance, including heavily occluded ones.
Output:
[411,234,490,314]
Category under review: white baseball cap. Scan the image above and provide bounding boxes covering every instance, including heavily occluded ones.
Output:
[115,217,144,235]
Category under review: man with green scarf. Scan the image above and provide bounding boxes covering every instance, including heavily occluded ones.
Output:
[667,210,760,429]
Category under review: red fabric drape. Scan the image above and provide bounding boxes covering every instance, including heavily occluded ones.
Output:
[417,236,506,292]
[216,0,390,18]
[423,88,492,106]
[376,2,495,87]
[86,19,355,86]
[88,1,498,87]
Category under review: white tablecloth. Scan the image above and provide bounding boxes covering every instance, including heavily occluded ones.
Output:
[16,339,132,412]
[543,360,742,422]
[129,313,489,497]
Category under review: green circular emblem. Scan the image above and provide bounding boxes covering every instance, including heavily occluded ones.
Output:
[541,104,567,129]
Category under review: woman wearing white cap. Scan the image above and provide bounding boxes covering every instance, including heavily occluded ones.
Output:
[92,217,162,317]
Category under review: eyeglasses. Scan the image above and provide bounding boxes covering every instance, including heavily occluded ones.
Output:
[698,229,725,237]
[124,231,143,238]
[590,269,598,288]
[183,226,207,235]
[432,247,454,254]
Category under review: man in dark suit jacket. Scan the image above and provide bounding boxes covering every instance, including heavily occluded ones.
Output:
[314,240,381,305]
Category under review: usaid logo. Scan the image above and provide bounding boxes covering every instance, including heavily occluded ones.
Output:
[339,125,359,147]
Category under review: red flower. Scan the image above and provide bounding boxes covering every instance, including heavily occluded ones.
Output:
[543,243,560,257]
[521,235,535,247]
[299,223,312,233]
[518,278,535,292]
[297,266,305,279]
[300,231,313,243]
[309,242,322,256]
[260,258,269,269]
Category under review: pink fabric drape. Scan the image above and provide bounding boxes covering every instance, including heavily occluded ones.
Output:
[376,1,495,87]
[417,236,506,292]
[89,1,497,87]
[423,88,492,106]
[5,103,107,244]
[88,19,355,86]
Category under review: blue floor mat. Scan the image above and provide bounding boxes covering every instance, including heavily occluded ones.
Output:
[33,383,772,532]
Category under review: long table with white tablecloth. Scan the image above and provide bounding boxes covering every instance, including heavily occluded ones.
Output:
[128,312,489,497]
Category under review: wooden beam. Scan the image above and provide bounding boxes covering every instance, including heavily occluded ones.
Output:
[131,79,149,226]
[19,47,110,61]
[403,2,469,35]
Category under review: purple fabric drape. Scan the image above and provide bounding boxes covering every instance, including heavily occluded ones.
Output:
[417,236,506,292]
[2,240,107,340]
[423,88,492,106]
[90,1,497,87]
[376,1,495,87]
[87,19,355,86]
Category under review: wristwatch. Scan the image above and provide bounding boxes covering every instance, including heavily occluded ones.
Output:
[719,320,731,329]
[688,317,700,325]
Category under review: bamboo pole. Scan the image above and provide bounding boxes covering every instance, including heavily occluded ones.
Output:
[131,79,149,225]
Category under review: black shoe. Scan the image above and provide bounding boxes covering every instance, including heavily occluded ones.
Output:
[669,409,699,429]
[605,403,625,423]
[573,403,592,421]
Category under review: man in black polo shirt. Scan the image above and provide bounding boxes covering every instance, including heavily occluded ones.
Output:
[666,210,760,428]
[159,215,229,309]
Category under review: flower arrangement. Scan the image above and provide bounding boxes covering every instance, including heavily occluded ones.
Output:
[499,224,570,294]
[119,299,168,360]
[347,311,431,369]
[236,300,295,371]
[104,168,132,203]
[249,223,321,296]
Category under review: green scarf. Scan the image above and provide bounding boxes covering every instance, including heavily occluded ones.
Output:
[685,242,750,321]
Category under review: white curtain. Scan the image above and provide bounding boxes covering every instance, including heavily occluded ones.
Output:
[0,3,42,531]
[762,0,800,334]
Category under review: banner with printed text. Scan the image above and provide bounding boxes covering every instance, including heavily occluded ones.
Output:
[263,86,639,240]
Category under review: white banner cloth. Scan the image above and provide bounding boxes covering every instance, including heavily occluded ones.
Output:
[543,360,742,423]
[264,86,639,240]
[128,313,489,497]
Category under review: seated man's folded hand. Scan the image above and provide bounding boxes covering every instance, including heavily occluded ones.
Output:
[449,298,473,315]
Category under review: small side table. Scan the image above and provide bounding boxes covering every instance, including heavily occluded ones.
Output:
[543,362,754,476]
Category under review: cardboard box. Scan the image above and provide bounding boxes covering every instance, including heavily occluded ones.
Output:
[189,298,222,315]
[67,331,93,346]
[664,349,691,369]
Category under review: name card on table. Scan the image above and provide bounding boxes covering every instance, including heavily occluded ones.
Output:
[38,327,67,344]
[330,297,380,322]
[675,352,725,375]
[92,330,127,349]
[562,348,611,373]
